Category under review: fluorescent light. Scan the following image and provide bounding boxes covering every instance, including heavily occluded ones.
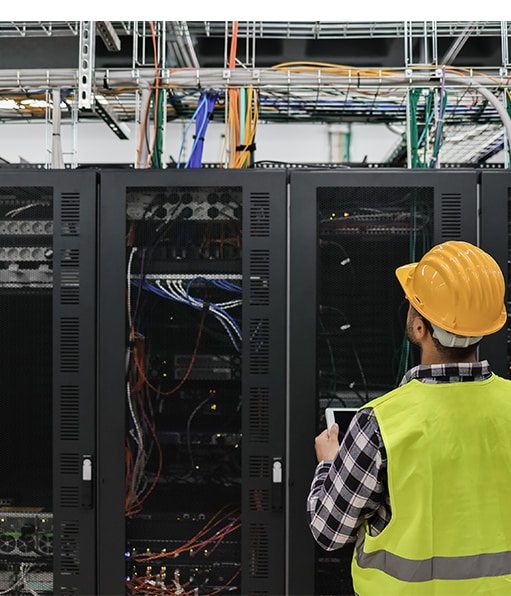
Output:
[21,99,51,108]
[0,100,22,110]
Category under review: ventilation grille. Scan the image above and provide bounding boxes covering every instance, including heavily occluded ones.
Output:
[440,194,462,239]
[60,453,80,475]
[60,317,80,373]
[59,385,80,441]
[60,248,80,305]
[249,194,270,237]
[59,521,80,574]
[249,319,269,374]
[249,250,270,306]
[249,455,270,478]
[250,488,269,512]
[60,487,80,508]
[248,523,269,578]
[60,193,80,236]
[248,388,270,442]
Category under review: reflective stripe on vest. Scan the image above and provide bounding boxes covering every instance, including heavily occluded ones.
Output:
[356,544,511,582]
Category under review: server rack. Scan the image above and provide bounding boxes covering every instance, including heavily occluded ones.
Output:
[479,170,511,380]
[287,169,479,596]
[0,170,97,595]
[97,169,287,595]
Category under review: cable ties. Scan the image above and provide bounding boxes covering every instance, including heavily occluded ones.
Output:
[235,143,256,152]
[202,301,210,314]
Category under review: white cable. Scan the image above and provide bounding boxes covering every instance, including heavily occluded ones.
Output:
[154,279,242,350]
[0,563,33,595]
[5,202,47,217]
[172,280,242,346]
[126,381,147,505]
[127,247,137,332]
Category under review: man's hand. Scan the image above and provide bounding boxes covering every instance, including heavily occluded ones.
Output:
[314,423,340,463]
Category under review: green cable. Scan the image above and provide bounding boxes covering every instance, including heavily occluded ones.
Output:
[240,88,246,150]
[150,88,165,168]
[429,89,448,168]
[408,88,421,168]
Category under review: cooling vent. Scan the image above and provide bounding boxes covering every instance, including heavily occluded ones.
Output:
[59,317,80,373]
[250,488,269,512]
[60,453,80,475]
[249,319,269,374]
[60,248,80,305]
[440,194,462,239]
[59,521,80,575]
[248,523,270,578]
[60,193,80,236]
[250,250,270,306]
[59,385,80,441]
[249,455,270,478]
[249,194,270,237]
[248,388,270,442]
[60,487,80,508]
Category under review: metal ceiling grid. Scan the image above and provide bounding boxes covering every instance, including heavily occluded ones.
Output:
[186,21,508,40]
[0,21,508,166]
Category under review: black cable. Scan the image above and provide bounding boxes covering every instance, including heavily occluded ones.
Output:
[186,392,214,474]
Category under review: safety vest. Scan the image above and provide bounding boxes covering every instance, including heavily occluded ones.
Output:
[352,374,511,595]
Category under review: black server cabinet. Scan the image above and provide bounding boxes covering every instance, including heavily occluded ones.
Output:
[97,169,287,595]
[480,170,511,379]
[0,170,97,595]
[287,169,479,596]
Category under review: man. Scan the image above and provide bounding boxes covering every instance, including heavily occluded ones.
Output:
[307,240,511,595]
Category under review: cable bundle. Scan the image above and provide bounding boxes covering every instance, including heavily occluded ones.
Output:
[126,506,241,595]
[220,21,260,168]
[135,21,165,169]
[132,506,241,563]
[131,277,242,352]
[408,77,447,168]
[180,91,219,168]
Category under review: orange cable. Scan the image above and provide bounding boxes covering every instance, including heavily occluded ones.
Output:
[125,400,163,515]
[132,309,206,396]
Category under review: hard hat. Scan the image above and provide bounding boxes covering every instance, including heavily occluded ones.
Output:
[395,241,507,337]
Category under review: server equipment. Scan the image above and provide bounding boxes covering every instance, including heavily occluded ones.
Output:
[0,170,97,594]
[288,169,479,595]
[97,169,287,595]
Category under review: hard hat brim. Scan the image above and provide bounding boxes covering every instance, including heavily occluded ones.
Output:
[395,262,417,299]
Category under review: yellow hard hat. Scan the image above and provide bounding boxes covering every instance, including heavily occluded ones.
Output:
[395,241,507,337]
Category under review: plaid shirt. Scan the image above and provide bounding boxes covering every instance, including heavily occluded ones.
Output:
[307,360,493,551]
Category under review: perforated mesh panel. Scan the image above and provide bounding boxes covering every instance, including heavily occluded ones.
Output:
[317,186,434,399]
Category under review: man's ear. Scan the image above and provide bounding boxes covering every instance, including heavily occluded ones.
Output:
[413,316,429,340]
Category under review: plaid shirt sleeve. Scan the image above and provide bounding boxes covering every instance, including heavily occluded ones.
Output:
[307,408,389,550]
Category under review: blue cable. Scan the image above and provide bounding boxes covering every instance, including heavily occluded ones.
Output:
[186,94,210,168]
[131,278,242,350]
[211,279,242,293]
[186,92,219,168]
[176,95,208,168]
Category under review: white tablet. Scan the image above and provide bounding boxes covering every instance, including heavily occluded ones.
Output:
[325,407,358,434]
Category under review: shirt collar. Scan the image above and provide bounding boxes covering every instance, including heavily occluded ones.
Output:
[399,360,493,386]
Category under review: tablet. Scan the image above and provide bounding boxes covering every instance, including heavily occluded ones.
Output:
[325,407,358,434]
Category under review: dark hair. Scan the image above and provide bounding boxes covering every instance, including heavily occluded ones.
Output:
[409,306,481,360]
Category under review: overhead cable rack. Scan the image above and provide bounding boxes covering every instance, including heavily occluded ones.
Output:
[187,21,509,40]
